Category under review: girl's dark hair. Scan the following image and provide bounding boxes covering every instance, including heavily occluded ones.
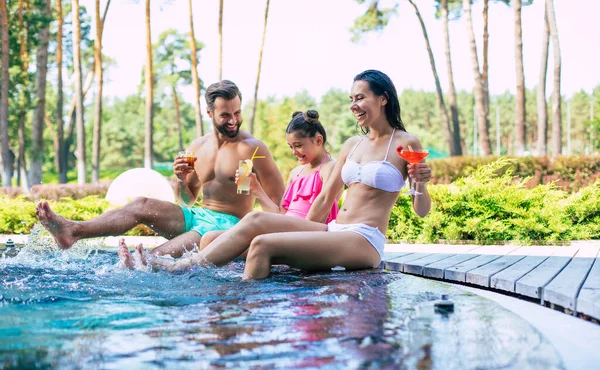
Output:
[353,70,406,134]
[286,110,327,145]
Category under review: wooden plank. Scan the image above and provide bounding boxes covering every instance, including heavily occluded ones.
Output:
[383,244,476,272]
[383,253,415,271]
[404,253,455,275]
[403,245,481,275]
[466,255,526,287]
[384,253,432,271]
[543,245,600,311]
[577,254,600,321]
[381,252,412,261]
[423,254,481,279]
[443,245,519,282]
[490,246,562,292]
[515,246,580,299]
[383,243,463,253]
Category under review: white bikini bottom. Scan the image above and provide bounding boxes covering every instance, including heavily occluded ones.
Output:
[327,220,386,263]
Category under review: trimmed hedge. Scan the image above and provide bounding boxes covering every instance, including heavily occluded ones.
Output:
[429,155,600,193]
[1,158,599,243]
[0,196,156,236]
[389,158,600,243]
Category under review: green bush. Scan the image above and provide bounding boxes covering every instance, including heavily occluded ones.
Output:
[388,158,600,243]
[2,159,599,243]
[0,195,111,234]
[429,155,600,193]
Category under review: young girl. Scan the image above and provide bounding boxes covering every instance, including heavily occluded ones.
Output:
[240,110,338,223]
[120,110,338,267]
[124,70,432,277]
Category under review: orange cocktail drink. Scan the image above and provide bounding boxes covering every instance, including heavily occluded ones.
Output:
[398,150,429,164]
[397,146,429,195]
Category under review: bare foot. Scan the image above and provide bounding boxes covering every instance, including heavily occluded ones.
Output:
[135,243,149,267]
[118,239,135,270]
[35,201,79,249]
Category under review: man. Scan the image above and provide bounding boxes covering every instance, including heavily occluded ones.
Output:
[36,80,285,257]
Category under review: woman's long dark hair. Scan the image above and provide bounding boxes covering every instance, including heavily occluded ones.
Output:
[353,70,406,134]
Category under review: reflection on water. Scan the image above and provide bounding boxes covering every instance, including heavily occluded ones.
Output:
[0,227,564,369]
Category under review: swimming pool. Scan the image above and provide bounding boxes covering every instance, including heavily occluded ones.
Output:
[1,227,564,369]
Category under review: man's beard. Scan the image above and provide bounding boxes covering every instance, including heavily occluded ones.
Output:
[213,118,242,138]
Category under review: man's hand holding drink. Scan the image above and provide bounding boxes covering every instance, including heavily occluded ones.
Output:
[174,150,197,183]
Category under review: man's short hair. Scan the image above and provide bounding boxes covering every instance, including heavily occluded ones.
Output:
[205,80,242,112]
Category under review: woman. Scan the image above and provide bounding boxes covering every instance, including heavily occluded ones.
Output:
[125,70,432,278]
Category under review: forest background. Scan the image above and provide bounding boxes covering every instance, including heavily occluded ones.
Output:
[0,0,599,191]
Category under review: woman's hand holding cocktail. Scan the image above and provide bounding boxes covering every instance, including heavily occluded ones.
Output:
[408,163,432,185]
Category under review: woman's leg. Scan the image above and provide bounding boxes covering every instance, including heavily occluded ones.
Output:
[243,231,381,280]
[199,212,327,267]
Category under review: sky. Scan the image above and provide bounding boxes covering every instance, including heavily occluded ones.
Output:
[82,0,600,105]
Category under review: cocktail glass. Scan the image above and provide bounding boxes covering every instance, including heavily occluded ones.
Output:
[398,149,429,195]
[237,159,253,195]
[178,150,197,167]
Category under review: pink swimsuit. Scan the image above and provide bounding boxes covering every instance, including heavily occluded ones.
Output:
[281,164,338,223]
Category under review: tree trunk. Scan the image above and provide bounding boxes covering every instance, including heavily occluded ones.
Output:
[536,6,550,156]
[30,0,51,186]
[463,0,491,155]
[514,0,526,156]
[482,0,490,121]
[250,0,270,135]
[441,0,462,156]
[0,0,10,187]
[17,0,29,191]
[92,0,105,183]
[218,0,223,80]
[408,0,454,156]
[56,0,66,182]
[60,1,109,182]
[73,0,86,184]
[188,0,204,137]
[546,0,561,156]
[144,0,154,169]
[17,115,28,190]
[173,86,183,152]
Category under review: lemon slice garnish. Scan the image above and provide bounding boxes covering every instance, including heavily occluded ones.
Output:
[244,159,253,176]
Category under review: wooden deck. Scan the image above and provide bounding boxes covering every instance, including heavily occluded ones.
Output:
[382,241,600,322]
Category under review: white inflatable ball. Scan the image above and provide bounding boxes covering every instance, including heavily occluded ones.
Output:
[105,168,175,206]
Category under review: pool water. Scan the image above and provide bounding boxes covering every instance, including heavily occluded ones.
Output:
[0,227,564,369]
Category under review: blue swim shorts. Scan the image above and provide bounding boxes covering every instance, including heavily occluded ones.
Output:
[180,207,241,236]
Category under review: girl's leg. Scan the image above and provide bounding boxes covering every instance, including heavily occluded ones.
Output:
[198,230,249,259]
[243,231,381,280]
[150,230,202,257]
[198,230,224,250]
[199,212,327,267]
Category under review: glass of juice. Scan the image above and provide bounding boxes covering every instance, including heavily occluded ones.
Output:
[398,149,429,195]
[179,150,197,167]
[237,160,252,195]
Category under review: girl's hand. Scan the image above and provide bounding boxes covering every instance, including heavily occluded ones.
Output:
[408,163,432,184]
[235,170,262,194]
[246,173,263,194]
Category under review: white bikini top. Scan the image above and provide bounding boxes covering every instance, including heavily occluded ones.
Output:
[341,129,405,193]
